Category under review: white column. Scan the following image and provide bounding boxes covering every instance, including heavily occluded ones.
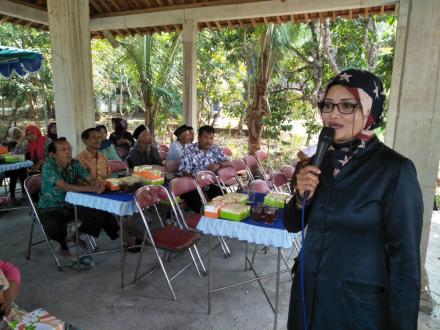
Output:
[182,20,198,131]
[385,0,440,305]
[47,0,95,154]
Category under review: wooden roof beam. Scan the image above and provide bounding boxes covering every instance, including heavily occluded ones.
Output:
[0,0,48,26]
[90,0,399,32]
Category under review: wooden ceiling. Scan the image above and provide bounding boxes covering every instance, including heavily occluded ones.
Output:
[0,0,399,38]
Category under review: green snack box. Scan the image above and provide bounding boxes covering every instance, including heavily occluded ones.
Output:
[264,192,292,208]
[4,154,25,163]
[147,177,165,186]
[222,192,249,205]
[220,203,251,221]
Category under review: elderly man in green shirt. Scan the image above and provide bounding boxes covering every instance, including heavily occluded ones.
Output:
[38,138,120,256]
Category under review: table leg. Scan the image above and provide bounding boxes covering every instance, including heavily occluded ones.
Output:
[274,247,281,330]
[74,205,80,273]
[120,216,124,288]
[208,234,212,314]
[244,241,248,271]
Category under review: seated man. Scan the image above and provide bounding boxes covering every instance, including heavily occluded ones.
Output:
[166,125,192,162]
[38,138,120,256]
[127,124,162,168]
[179,125,231,212]
[77,128,111,180]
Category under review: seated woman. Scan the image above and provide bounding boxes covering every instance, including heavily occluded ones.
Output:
[109,118,134,159]
[127,124,162,168]
[166,125,192,162]
[46,122,57,143]
[4,127,27,205]
[14,125,49,174]
[96,124,121,160]
[38,138,120,256]
[0,260,20,319]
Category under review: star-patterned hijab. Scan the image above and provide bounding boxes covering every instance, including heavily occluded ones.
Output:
[320,69,385,176]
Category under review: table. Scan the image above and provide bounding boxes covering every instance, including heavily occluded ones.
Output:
[197,194,296,330]
[0,160,33,174]
[65,191,138,287]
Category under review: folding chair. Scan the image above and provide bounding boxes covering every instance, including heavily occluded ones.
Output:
[271,171,291,193]
[231,159,252,190]
[221,146,233,157]
[217,166,244,192]
[243,155,259,181]
[108,159,128,175]
[133,185,203,300]
[255,150,272,181]
[25,175,63,271]
[164,160,180,181]
[159,144,169,153]
[159,150,168,162]
[281,165,295,180]
[25,175,98,271]
[249,179,271,194]
[168,177,228,259]
[115,146,129,159]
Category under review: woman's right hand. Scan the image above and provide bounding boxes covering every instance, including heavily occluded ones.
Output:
[295,165,321,200]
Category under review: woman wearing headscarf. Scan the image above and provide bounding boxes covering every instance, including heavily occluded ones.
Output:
[166,124,192,161]
[109,118,134,158]
[46,122,57,142]
[14,125,49,173]
[96,124,121,160]
[284,69,423,330]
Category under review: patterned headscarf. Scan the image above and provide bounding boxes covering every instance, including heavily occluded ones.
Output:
[319,69,385,176]
[25,125,47,162]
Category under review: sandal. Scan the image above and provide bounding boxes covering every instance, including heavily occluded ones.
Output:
[66,256,93,270]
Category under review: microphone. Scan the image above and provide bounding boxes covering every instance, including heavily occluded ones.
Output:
[303,126,335,199]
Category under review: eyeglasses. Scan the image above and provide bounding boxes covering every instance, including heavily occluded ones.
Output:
[320,101,361,114]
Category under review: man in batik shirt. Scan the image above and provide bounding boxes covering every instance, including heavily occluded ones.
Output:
[179,125,231,212]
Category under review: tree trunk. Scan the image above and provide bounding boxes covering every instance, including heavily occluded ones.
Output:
[28,95,37,120]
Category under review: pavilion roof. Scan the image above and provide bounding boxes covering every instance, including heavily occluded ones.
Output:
[1,0,398,37]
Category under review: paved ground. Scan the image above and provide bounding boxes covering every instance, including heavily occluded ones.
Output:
[0,206,439,329]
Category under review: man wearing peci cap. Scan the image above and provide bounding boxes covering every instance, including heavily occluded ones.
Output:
[166,125,192,161]
[127,124,162,168]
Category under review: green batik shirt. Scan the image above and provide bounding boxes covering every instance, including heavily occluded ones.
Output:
[38,157,91,208]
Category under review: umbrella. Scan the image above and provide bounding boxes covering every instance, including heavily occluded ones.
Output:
[0,46,43,78]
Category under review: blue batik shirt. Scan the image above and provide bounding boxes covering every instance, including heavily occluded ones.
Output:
[179,143,228,176]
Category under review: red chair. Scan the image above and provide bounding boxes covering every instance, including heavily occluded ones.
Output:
[281,165,295,180]
[221,146,233,157]
[255,150,271,181]
[168,177,230,258]
[165,160,180,173]
[108,160,128,174]
[115,146,129,159]
[243,155,258,181]
[250,179,271,194]
[217,166,243,192]
[160,144,169,153]
[159,150,168,161]
[271,171,291,193]
[231,159,251,189]
[194,170,225,195]
[134,185,204,300]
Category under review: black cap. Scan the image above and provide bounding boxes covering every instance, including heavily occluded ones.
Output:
[133,124,148,140]
[174,125,190,137]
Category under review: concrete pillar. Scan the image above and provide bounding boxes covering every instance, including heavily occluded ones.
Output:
[182,20,198,131]
[47,0,95,154]
[384,0,440,306]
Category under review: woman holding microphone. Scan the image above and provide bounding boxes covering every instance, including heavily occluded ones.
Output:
[284,69,423,330]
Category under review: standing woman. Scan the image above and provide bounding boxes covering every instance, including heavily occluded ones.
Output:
[284,69,423,330]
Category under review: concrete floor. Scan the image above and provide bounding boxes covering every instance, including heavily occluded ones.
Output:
[1,207,439,329]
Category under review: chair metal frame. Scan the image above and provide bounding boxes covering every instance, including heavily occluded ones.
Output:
[133,185,203,300]
[217,166,244,193]
[25,174,63,271]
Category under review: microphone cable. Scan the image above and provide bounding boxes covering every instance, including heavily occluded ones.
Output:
[300,195,308,330]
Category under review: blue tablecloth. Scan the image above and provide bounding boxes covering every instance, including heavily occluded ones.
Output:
[197,193,295,249]
[65,191,138,216]
[0,160,33,173]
